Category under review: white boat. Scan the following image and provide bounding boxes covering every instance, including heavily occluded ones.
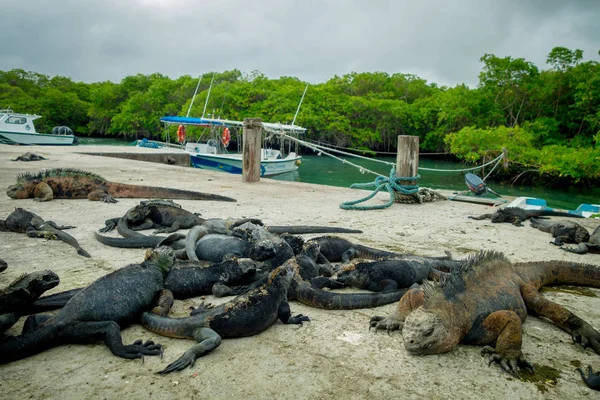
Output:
[155,116,304,177]
[0,109,77,145]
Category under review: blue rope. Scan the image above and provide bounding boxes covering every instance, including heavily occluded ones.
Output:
[339,167,420,210]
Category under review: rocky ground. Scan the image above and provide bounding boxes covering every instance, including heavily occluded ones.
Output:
[0,145,599,400]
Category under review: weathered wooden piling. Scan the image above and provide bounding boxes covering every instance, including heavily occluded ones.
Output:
[242,118,262,182]
[395,135,419,184]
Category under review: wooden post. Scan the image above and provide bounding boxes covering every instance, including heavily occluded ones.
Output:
[242,118,262,182]
[396,135,419,184]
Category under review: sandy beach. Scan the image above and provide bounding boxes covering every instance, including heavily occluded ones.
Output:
[0,144,599,400]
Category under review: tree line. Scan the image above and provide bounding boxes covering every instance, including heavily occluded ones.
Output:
[1,46,598,185]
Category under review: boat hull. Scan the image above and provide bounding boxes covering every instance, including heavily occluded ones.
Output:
[0,130,76,145]
[190,153,301,177]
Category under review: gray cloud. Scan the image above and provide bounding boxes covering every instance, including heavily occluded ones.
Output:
[1,0,599,87]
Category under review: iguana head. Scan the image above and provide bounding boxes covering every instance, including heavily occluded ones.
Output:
[335,262,365,288]
[8,270,60,297]
[144,246,175,275]
[6,183,28,199]
[402,307,457,355]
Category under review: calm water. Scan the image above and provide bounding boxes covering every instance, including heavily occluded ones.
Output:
[78,137,598,210]
[268,154,599,211]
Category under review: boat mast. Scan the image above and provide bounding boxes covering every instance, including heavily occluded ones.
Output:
[291,83,309,126]
[201,72,216,119]
[186,75,203,117]
[290,83,309,153]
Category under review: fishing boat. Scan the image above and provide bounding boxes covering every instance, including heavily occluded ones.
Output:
[0,109,77,145]
[158,116,304,177]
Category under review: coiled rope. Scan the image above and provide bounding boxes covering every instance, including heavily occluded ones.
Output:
[339,167,420,210]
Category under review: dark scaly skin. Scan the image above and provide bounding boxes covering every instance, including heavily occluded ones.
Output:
[164,258,260,299]
[216,242,410,310]
[306,236,402,263]
[0,249,174,365]
[577,365,600,390]
[469,207,584,227]
[561,226,600,255]
[28,259,262,310]
[0,208,89,257]
[0,270,60,332]
[370,252,600,375]
[330,256,462,292]
[529,217,590,246]
[141,259,309,374]
[6,168,237,203]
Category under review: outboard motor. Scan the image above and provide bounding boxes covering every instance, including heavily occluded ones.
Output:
[51,126,73,136]
[465,173,501,197]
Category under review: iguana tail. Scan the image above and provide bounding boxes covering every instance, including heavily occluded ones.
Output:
[292,281,407,310]
[537,210,584,219]
[0,323,60,364]
[529,217,554,232]
[106,183,236,202]
[94,232,185,249]
[267,226,363,234]
[516,260,600,290]
[30,289,82,312]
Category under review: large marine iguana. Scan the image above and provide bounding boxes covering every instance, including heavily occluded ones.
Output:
[6,168,237,203]
[530,217,591,246]
[0,248,174,365]
[304,236,402,263]
[370,251,600,375]
[468,206,583,226]
[0,208,91,257]
[0,270,60,332]
[140,258,310,374]
[320,255,462,292]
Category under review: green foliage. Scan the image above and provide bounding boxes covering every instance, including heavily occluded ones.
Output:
[1,45,599,185]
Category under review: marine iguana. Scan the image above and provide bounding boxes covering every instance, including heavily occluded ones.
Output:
[0,208,91,257]
[322,255,462,292]
[577,365,600,391]
[0,248,174,365]
[0,259,7,273]
[0,270,60,332]
[561,226,600,255]
[164,258,261,299]
[140,258,310,374]
[530,218,591,246]
[6,168,237,203]
[11,152,48,162]
[304,236,402,263]
[370,251,600,375]
[469,207,583,226]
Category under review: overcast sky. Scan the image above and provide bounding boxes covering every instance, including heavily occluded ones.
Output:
[2,0,599,87]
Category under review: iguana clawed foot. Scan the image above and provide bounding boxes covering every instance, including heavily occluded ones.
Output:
[369,315,402,333]
[287,314,310,325]
[481,346,533,376]
[577,365,600,390]
[572,323,600,353]
[117,339,163,359]
[158,349,197,375]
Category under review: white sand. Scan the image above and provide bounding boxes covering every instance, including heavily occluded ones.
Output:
[0,144,599,400]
